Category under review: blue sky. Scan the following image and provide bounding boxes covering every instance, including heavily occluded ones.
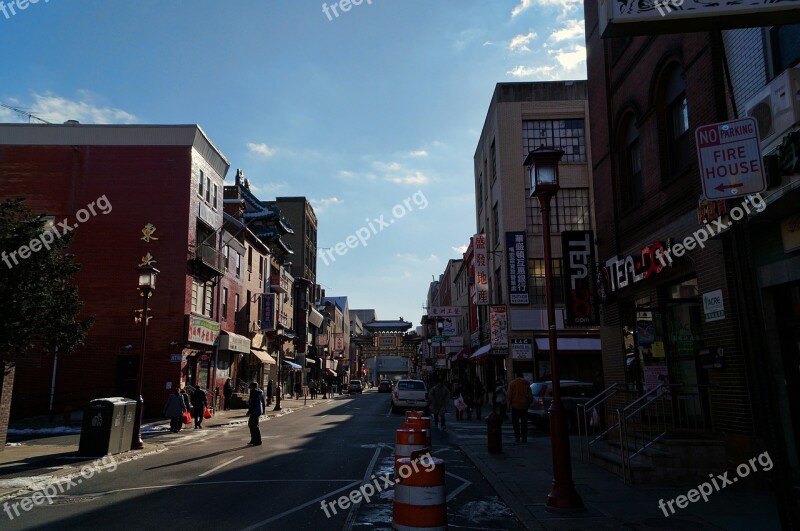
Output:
[0,0,586,326]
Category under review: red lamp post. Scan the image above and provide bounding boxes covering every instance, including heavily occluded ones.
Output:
[524,146,585,511]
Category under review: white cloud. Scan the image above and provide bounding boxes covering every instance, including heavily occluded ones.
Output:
[552,45,586,70]
[512,0,582,19]
[339,170,355,178]
[509,32,537,53]
[511,0,534,17]
[247,142,277,158]
[452,245,468,254]
[482,41,494,47]
[395,253,439,264]
[408,150,428,158]
[3,92,138,124]
[387,171,429,185]
[550,19,585,42]
[310,197,343,213]
[507,65,557,79]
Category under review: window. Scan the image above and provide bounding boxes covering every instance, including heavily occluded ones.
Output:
[770,24,800,77]
[530,259,563,305]
[490,139,497,182]
[212,184,218,210]
[527,188,591,234]
[248,247,253,273]
[234,294,240,325]
[199,170,204,197]
[205,175,211,203]
[492,204,500,244]
[259,256,264,279]
[660,63,691,178]
[477,172,484,212]
[523,119,586,163]
[622,117,644,208]
[236,252,241,277]
[222,287,228,319]
[191,280,214,317]
[495,266,502,304]
[223,245,229,271]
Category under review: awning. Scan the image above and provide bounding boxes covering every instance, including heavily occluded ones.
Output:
[219,331,251,354]
[534,338,602,351]
[324,368,337,377]
[469,344,492,361]
[251,349,276,365]
[451,346,471,361]
[308,307,324,328]
[282,360,302,370]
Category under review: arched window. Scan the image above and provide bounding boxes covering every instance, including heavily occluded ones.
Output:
[621,115,643,209]
[659,63,691,179]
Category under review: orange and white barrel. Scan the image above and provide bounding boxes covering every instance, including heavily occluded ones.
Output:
[405,416,432,448]
[392,455,446,531]
[395,428,429,474]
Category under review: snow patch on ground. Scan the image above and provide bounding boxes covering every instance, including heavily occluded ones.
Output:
[457,496,514,521]
[7,426,81,435]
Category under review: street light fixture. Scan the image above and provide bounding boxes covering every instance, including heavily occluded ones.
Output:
[132,263,159,450]
[524,145,584,511]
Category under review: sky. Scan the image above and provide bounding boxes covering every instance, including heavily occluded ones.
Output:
[0,0,587,327]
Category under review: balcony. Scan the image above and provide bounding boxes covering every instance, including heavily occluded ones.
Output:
[270,272,291,294]
[192,243,224,276]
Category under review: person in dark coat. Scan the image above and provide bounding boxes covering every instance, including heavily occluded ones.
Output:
[294,381,302,399]
[247,382,266,446]
[223,378,233,411]
[472,380,485,421]
[179,388,192,431]
[163,389,186,433]
[191,387,207,429]
[266,380,274,407]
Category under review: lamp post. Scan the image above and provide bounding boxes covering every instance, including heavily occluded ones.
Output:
[132,264,159,450]
[524,145,584,511]
[437,320,444,380]
[426,338,432,385]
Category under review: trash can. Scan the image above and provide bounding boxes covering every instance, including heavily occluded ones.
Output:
[78,397,137,456]
[486,410,503,454]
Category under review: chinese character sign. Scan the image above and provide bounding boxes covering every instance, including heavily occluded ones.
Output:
[260,293,276,331]
[506,231,529,305]
[430,306,463,317]
[474,233,489,306]
[561,231,599,326]
[489,306,508,349]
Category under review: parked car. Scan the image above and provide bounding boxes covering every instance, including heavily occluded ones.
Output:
[391,379,428,414]
[378,380,393,393]
[348,380,363,394]
[528,380,595,432]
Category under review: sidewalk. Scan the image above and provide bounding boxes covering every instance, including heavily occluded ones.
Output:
[458,433,780,530]
[0,393,347,501]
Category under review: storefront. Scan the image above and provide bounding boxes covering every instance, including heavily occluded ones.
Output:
[184,313,220,391]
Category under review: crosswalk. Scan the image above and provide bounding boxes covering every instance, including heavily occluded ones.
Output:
[439,419,517,440]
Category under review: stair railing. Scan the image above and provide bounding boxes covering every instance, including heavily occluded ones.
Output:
[577,383,620,462]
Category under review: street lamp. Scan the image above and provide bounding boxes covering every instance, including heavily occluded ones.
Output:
[132,264,159,450]
[436,320,444,379]
[524,145,584,511]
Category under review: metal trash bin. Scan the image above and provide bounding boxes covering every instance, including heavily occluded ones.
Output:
[78,397,137,456]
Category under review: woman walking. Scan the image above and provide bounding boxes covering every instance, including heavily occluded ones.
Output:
[191,386,207,429]
[163,389,186,433]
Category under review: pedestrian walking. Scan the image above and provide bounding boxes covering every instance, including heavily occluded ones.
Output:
[429,378,451,431]
[191,386,207,429]
[472,380,485,421]
[463,381,474,420]
[294,381,302,400]
[309,380,317,399]
[266,380,273,407]
[163,389,186,433]
[507,372,533,443]
[246,382,266,446]
[492,380,508,420]
[179,388,191,431]
[321,381,328,399]
[223,378,233,411]
[453,382,463,420]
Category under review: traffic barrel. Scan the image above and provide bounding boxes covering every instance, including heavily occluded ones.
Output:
[392,452,446,531]
[405,416,432,448]
[395,427,429,475]
[405,410,425,420]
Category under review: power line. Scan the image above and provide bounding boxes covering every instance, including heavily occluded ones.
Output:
[0,102,51,124]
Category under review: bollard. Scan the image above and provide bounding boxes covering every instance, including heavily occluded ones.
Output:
[395,427,429,475]
[392,454,447,530]
[486,410,503,454]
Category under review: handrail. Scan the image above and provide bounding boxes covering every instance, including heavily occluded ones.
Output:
[578,383,620,461]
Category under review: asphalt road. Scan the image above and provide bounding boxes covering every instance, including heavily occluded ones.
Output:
[2,391,525,530]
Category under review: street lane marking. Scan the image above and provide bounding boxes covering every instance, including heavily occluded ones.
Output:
[240,480,362,531]
[445,470,472,502]
[342,445,383,531]
[199,455,243,477]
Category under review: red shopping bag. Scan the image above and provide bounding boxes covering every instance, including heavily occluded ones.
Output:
[182,411,192,425]
[203,407,212,419]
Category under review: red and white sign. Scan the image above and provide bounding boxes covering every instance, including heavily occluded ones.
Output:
[696,117,766,201]
[474,234,489,306]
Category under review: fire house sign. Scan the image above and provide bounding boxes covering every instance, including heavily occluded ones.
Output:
[696,117,766,201]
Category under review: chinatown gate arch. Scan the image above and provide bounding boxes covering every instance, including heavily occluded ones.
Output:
[353,320,423,385]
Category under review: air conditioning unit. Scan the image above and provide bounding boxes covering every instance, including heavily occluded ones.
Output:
[744,67,800,149]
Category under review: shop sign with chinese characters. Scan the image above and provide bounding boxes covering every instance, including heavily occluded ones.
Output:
[489,306,508,349]
[506,231,529,305]
[562,231,599,326]
[187,314,220,345]
[430,306,462,317]
[473,233,489,306]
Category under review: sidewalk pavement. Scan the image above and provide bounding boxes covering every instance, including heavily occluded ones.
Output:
[0,392,349,501]
[458,432,780,530]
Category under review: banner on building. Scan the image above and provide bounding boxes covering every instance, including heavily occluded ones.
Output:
[186,314,220,346]
[489,306,508,349]
[260,293,276,331]
[430,306,462,317]
[511,338,533,360]
[506,231,529,305]
[334,334,344,352]
[562,231,600,327]
[474,233,489,306]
